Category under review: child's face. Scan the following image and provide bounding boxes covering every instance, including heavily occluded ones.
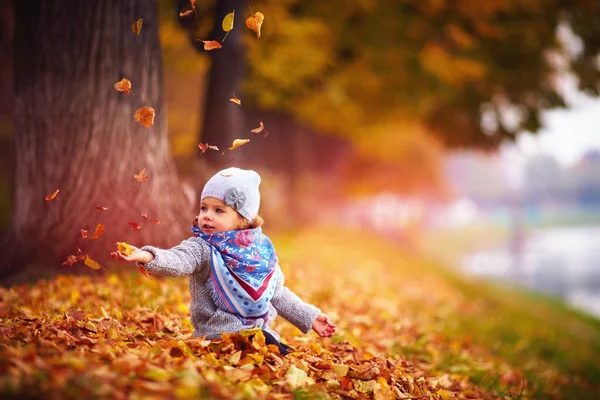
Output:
[197,197,245,234]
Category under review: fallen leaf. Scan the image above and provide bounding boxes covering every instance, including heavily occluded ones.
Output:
[138,265,153,280]
[89,224,105,239]
[199,40,222,50]
[222,139,250,155]
[229,93,241,105]
[113,78,132,95]
[222,10,234,41]
[117,242,135,256]
[134,168,149,182]
[84,255,102,270]
[132,19,143,34]
[95,206,108,211]
[128,221,142,231]
[134,106,155,127]
[251,121,264,134]
[62,255,78,266]
[198,142,219,154]
[245,12,264,38]
[80,229,88,239]
[45,190,60,201]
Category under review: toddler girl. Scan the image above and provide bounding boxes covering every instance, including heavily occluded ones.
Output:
[111,167,336,355]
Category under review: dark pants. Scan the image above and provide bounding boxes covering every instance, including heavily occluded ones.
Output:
[262,330,293,356]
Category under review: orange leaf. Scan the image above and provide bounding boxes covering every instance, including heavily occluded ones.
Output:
[179,9,194,17]
[84,255,102,270]
[190,0,196,8]
[229,94,241,105]
[132,19,143,34]
[134,106,155,127]
[134,168,149,182]
[198,142,220,154]
[95,206,108,211]
[251,121,264,134]
[148,219,160,224]
[113,78,132,95]
[80,229,88,239]
[88,224,105,239]
[245,12,264,39]
[128,221,142,231]
[200,40,222,50]
[45,189,60,201]
[62,255,78,266]
[222,139,250,155]
[138,264,153,280]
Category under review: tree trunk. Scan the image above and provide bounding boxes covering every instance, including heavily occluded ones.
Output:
[198,0,249,171]
[1,0,190,283]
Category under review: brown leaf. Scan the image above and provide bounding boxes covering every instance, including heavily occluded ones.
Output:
[245,12,264,38]
[132,19,143,34]
[45,189,60,201]
[134,106,155,127]
[198,142,219,154]
[62,255,78,266]
[200,40,222,50]
[113,78,132,95]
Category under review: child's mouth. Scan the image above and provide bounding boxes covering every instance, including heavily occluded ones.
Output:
[202,224,214,231]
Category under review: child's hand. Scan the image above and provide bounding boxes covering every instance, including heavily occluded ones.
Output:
[312,313,336,338]
[110,242,154,264]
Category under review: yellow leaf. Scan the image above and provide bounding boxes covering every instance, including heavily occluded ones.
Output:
[134,106,155,127]
[285,365,310,390]
[222,10,234,41]
[84,255,102,270]
[132,19,143,34]
[117,242,135,256]
[222,138,250,155]
[245,12,264,39]
[229,94,241,105]
[437,389,451,400]
[113,78,132,95]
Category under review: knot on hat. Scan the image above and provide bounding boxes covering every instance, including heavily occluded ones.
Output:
[224,187,246,212]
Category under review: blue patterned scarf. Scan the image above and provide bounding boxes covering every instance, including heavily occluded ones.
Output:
[192,223,278,320]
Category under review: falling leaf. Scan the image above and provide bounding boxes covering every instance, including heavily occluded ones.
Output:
[229,94,241,105]
[148,219,160,224]
[138,265,153,280]
[132,19,143,34]
[88,224,105,239]
[245,12,264,39]
[62,255,78,266]
[262,128,270,138]
[251,121,264,134]
[117,242,135,256]
[128,221,142,231]
[179,10,194,17]
[222,10,234,41]
[199,40,222,50]
[198,142,219,154]
[45,190,60,201]
[84,255,102,270]
[95,206,108,211]
[80,229,88,239]
[189,0,196,8]
[141,213,148,220]
[134,168,149,182]
[222,138,250,155]
[134,106,155,127]
[113,78,132,95]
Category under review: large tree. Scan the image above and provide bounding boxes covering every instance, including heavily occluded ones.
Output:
[1,0,190,282]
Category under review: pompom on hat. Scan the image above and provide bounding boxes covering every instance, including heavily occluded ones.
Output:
[201,167,261,221]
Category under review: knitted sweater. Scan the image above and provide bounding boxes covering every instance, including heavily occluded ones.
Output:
[140,236,321,341]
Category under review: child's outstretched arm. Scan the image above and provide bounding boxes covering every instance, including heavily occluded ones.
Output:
[312,313,336,338]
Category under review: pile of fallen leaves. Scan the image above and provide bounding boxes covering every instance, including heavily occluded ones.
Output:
[2,228,598,399]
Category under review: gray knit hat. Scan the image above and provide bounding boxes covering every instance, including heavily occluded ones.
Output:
[201,167,261,221]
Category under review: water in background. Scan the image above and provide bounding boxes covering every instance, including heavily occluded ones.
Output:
[461,225,600,318]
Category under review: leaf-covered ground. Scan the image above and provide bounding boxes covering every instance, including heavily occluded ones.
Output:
[1,228,599,399]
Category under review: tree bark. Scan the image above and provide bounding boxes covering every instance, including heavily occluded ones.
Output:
[1,0,190,283]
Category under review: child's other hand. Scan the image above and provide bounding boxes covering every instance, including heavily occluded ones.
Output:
[312,313,336,338]
[110,242,154,264]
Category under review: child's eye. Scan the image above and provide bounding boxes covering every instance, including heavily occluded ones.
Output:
[216,208,223,213]
[200,206,207,211]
